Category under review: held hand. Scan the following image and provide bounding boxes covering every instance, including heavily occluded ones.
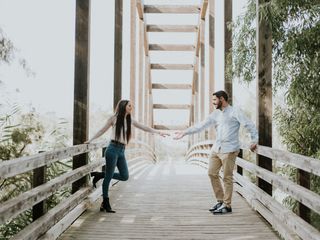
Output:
[174,131,185,140]
[250,143,257,152]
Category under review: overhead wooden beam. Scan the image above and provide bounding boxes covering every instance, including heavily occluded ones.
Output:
[154,125,189,130]
[144,5,200,14]
[136,0,144,20]
[72,0,90,194]
[153,104,190,109]
[151,64,194,70]
[152,83,192,89]
[149,44,195,51]
[147,25,198,32]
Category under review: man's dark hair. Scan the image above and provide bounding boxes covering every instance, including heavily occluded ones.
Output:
[212,90,228,102]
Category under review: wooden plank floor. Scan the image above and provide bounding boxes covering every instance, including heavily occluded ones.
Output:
[59,159,280,240]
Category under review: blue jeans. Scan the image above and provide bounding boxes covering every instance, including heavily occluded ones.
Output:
[102,142,129,198]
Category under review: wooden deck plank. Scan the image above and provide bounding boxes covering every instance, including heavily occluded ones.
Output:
[59,160,280,240]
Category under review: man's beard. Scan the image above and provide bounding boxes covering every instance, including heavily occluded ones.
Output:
[214,100,222,110]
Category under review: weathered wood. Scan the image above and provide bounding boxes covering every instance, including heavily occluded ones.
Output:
[152,83,192,89]
[138,19,144,141]
[113,0,123,109]
[224,0,233,104]
[200,0,208,19]
[59,161,280,240]
[195,26,201,56]
[237,149,243,175]
[39,188,102,240]
[192,57,199,94]
[147,25,198,32]
[154,125,188,130]
[235,173,320,240]
[0,142,106,179]
[236,157,320,215]
[130,0,136,139]
[208,0,215,139]
[72,0,91,193]
[136,0,144,20]
[153,104,190,109]
[200,19,205,124]
[257,0,272,196]
[234,177,300,240]
[0,158,104,225]
[151,64,194,70]
[256,145,320,176]
[32,164,46,221]
[149,44,195,51]
[298,169,311,223]
[12,187,91,240]
[144,56,150,141]
[144,5,200,14]
[143,23,149,56]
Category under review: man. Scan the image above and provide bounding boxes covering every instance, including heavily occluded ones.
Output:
[174,90,258,214]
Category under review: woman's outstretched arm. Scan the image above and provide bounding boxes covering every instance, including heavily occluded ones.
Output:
[132,119,169,137]
[85,115,116,143]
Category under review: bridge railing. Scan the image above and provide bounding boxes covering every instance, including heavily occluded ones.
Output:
[186,141,320,240]
[0,140,156,240]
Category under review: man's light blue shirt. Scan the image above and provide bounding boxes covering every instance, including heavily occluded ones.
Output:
[185,105,258,153]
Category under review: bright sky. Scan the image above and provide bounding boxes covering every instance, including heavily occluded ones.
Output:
[0,0,250,126]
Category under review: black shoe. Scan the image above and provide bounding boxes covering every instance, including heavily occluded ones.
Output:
[91,172,104,188]
[209,202,223,212]
[101,197,116,213]
[212,204,232,214]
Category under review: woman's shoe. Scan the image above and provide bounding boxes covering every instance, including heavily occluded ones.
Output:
[101,197,116,213]
[90,172,104,188]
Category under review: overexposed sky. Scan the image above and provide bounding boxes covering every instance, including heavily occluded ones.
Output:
[0,0,250,126]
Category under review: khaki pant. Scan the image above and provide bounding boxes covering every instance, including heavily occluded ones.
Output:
[208,150,239,207]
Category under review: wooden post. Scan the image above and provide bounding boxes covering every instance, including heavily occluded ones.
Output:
[32,154,46,221]
[138,19,144,141]
[194,56,200,142]
[237,149,243,175]
[256,0,272,196]
[208,0,215,140]
[72,0,90,193]
[298,169,311,222]
[224,0,232,104]
[130,0,136,140]
[114,0,123,109]
[144,56,150,142]
[200,19,205,141]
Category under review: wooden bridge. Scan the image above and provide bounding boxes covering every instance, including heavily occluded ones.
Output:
[1,1,320,240]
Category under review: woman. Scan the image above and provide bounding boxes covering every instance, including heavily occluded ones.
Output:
[85,100,168,213]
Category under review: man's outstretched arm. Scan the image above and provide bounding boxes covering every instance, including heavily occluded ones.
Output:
[174,112,216,139]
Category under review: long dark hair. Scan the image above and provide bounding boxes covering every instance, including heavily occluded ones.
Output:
[114,100,131,143]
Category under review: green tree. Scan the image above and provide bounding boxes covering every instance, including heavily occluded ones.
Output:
[232,0,320,229]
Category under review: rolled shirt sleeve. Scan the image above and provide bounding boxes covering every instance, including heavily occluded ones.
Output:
[234,107,258,144]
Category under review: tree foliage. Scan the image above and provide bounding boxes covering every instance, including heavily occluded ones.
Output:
[232,0,320,229]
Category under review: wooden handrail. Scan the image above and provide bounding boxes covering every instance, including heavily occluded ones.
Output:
[185,140,320,240]
[1,139,157,239]
[0,142,106,179]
